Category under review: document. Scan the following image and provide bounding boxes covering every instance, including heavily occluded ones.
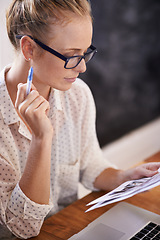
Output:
[86,169,160,212]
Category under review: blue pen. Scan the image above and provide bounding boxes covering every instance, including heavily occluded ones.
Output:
[26,67,33,95]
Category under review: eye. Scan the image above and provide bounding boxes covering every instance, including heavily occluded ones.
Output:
[65,53,77,58]
[62,46,90,58]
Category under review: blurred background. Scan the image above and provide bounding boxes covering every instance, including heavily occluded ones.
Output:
[0,0,160,149]
[81,0,160,147]
[0,1,14,71]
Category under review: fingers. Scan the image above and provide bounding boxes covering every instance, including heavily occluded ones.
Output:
[18,90,49,122]
[18,90,39,116]
[141,162,160,177]
[15,83,37,110]
[145,162,160,171]
[15,82,49,122]
[37,98,50,114]
[144,162,160,177]
[140,168,157,178]
[24,94,50,120]
[15,82,53,137]
[128,162,160,180]
[15,83,26,109]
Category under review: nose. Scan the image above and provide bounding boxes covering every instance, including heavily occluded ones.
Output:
[74,58,87,73]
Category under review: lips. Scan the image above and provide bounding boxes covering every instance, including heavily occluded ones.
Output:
[64,77,77,83]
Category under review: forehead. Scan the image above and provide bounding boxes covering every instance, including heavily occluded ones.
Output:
[48,15,93,49]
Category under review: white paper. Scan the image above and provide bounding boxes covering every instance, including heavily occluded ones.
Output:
[86,171,160,212]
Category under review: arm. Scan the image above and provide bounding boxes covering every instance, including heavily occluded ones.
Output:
[94,162,160,191]
[75,81,160,192]
[0,157,52,239]
[15,83,53,205]
[0,83,54,238]
[19,134,52,204]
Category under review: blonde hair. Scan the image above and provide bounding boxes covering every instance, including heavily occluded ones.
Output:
[6,0,92,50]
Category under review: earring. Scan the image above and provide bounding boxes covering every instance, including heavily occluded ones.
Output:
[25,57,31,62]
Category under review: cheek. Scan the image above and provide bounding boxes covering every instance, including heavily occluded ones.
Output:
[44,55,65,77]
[33,54,72,90]
[35,55,64,80]
[47,61,66,82]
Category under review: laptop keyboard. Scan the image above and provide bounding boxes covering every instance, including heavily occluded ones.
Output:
[129,222,160,240]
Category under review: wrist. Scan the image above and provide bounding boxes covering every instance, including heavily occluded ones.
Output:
[120,168,133,183]
[32,127,53,140]
[32,131,53,144]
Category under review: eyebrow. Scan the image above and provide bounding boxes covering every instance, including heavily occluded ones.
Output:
[59,44,92,52]
[60,47,84,51]
[62,47,90,53]
[65,48,81,51]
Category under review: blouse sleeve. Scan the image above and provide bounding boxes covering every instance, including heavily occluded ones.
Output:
[79,82,116,191]
[0,156,53,239]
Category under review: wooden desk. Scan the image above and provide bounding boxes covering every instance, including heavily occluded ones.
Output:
[33,152,160,240]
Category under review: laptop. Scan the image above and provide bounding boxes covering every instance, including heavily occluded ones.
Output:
[68,202,160,240]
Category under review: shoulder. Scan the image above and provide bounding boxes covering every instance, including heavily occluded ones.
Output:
[67,78,94,104]
[63,78,96,117]
[0,65,11,88]
[0,66,10,106]
[73,78,90,90]
[0,67,5,87]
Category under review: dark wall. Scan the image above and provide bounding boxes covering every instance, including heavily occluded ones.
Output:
[80,0,160,147]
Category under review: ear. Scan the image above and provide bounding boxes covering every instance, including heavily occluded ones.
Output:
[20,36,34,62]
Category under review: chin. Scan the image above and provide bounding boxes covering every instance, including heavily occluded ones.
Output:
[53,83,73,92]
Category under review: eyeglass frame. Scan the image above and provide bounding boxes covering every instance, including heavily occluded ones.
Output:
[16,34,97,69]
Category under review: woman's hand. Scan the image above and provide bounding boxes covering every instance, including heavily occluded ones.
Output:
[15,83,53,138]
[124,162,160,181]
[94,162,160,191]
[15,83,53,205]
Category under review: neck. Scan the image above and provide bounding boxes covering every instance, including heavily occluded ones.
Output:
[5,58,51,105]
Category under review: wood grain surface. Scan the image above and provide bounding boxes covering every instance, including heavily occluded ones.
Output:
[31,152,160,240]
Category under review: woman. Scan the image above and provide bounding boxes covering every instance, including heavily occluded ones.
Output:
[0,0,160,238]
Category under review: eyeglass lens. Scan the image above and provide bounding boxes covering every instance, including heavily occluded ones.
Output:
[65,51,96,69]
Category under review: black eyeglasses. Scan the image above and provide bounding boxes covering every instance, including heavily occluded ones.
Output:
[16,35,97,69]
